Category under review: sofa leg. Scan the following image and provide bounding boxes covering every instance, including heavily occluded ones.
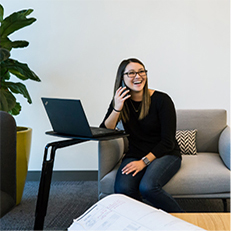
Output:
[222,199,227,212]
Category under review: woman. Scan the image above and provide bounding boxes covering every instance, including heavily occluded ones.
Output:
[100,58,183,212]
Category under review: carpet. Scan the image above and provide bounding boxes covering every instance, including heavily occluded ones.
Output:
[0,181,229,230]
[0,181,98,230]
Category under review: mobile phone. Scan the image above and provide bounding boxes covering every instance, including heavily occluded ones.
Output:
[121,80,129,97]
[121,80,126,89]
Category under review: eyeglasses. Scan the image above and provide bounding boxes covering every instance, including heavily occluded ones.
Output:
[124,70,147,78]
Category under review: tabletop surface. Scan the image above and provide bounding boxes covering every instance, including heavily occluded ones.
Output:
[45,130,129,141]
[171,213,230,231]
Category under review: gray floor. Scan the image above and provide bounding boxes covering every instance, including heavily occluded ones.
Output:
[0,181,230,230]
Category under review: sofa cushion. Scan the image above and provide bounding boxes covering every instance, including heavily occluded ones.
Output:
[163,153,230,195]
[100,152,230,198]
[176,129,197,155]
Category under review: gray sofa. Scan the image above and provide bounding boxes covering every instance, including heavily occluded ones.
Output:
[98,109,230,210]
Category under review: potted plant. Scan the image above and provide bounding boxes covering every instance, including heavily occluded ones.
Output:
[0,4,41,204]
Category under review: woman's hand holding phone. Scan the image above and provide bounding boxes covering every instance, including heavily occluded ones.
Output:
[104,82,130,129]
[114,86,130,112]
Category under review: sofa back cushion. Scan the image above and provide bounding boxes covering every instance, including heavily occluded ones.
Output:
[176,109,227,153]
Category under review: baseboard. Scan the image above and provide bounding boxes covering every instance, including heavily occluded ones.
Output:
[26,170,98,181]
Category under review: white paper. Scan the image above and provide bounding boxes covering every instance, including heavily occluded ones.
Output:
[68,194,205,231]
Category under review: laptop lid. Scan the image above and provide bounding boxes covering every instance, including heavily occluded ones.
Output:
[41,98,94,137]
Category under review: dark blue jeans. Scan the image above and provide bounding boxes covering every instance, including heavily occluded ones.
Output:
[114,155,183,212]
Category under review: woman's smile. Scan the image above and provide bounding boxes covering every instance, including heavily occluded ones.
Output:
[124,62,147,93]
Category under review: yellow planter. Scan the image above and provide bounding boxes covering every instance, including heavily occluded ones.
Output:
[16,127,32,205]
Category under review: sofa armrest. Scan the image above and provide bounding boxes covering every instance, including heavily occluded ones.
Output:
[98,138,125,180]
[218,126,230,170]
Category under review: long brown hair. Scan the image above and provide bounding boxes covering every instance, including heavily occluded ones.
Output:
[113,58,151,122]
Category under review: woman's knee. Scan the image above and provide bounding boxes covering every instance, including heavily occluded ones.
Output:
[115,181,129,194]
[139,182,160,198]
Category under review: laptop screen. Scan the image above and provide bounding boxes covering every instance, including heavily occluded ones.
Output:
[41,98,93,137]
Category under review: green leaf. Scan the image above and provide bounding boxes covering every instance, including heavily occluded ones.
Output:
[0,37,29,51]
[11,40,29,48]
[0,88,16,112]
[20,9,34,17]
[0,9,36,37]
[0,37,13,50]
[0,68,10,81]
[0,4,3,22]
[9,102,21,116]
[4,81,32,103]
[2,59,41,82]
[0,48,10,62]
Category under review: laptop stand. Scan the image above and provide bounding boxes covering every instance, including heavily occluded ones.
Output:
[34,132,128,230]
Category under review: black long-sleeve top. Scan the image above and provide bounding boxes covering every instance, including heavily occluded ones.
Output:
[100,91,181,159]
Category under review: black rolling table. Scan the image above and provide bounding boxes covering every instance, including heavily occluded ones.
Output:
[34,131,128,230]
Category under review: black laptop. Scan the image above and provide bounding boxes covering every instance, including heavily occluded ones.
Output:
[41,98,126,138]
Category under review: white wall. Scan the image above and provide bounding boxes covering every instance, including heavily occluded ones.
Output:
[2,0,230,171]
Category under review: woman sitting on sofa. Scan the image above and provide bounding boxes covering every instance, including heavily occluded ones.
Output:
[100,58,183,212]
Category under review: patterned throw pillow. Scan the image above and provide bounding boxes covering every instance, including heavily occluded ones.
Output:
[176,129,197,155]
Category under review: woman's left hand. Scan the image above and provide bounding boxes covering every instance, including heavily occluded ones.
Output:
[122,160,146,177]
